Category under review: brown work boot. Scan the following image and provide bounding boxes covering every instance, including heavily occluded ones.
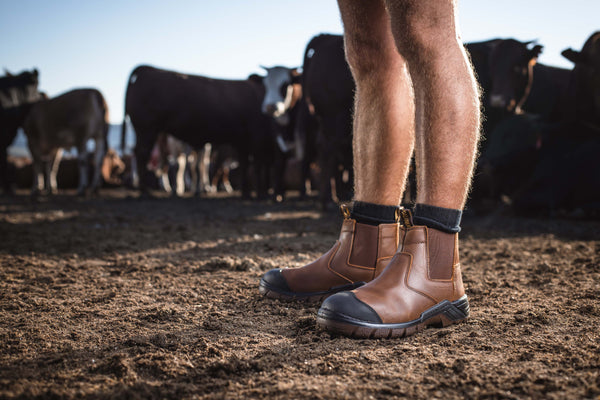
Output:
[316,210,469,338]
[259,205,402,303]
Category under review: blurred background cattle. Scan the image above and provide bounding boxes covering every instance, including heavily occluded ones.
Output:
[1,25,599,217]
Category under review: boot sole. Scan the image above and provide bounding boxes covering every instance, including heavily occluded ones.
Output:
[316,295,470,338]
[259,279,366,304]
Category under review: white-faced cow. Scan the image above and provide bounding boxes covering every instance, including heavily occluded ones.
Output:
[261,34,355,207]
[23,88,108,196]
[0,69,43,193]
[122,65,275,199]
[260,66,302,200]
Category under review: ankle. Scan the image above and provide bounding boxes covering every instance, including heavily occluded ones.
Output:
[350,201,400,226]
[412,203,462,233]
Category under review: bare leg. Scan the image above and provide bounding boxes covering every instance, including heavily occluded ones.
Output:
[338,0,415,206]
[315,0,480,339]
[386,0,480,209]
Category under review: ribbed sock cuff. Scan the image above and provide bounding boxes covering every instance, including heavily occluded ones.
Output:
[351,201,399,226]
[413,203,462,233]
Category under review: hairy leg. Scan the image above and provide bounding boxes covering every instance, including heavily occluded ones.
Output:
[338,0,415,206]
[386,0,481,209]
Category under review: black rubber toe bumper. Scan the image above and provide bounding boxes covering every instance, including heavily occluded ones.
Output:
[258,268,366,303]
[318,292,383,323]
[260,269,291,292]
[317,294,470,338]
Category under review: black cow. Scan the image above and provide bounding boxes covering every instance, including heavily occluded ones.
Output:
[261,34,355,207]
[512,121,600,216]
[0,69,42,193]
[562,31,600,126]
[465,38,542,135]
[122,65,274,198]
[486,39,543,113]
[301,34,355,207]
[471,38,571,122]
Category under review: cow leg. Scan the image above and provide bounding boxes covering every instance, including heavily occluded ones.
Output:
[317,143,335,209]
[31,156,44,197]
[76,146,89,196]
[47,148,63,195]
[238,149,251,199]
[254,160,269,201]
[333,112,354,202]
[175,153,186,196]
[89,138,106,193]
[0,147,12,195]
[134,130,159,195]
[187,151,199,195]
[200,143,212,193]
[159,167,172,193]
[222,165,233,193]
[272,151,287,202]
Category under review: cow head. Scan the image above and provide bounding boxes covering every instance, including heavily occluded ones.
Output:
[260,66,302,126]
[562,31,600,125]
[488,40,542,113]
[0,68,41,109]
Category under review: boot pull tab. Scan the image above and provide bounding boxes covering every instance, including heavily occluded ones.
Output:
[396,208,413,228]
[340,204,351,219]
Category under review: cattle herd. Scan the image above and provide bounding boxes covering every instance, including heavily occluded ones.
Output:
[1,32,599,217]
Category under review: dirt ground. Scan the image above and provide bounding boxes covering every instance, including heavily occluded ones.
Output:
[0,189,598,400]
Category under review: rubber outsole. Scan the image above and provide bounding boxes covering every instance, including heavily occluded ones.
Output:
[316,295,470,338]
[258,279,366,303]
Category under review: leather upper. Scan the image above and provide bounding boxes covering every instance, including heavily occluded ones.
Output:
[353,225,465,323]
[282,219,402,293]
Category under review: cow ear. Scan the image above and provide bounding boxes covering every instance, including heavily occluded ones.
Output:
[529,44,543,59]
[561,48,586,64]
[33,68,39,77]
[248,73,263,85]
[4,68,12,76]
[291,68,302,84]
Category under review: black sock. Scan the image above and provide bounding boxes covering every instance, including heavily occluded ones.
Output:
[413,203,462,233]
[351,201,399,226]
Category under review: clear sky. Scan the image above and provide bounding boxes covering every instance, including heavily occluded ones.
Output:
[1,0,598,123]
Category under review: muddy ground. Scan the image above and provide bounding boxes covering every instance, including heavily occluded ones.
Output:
[0,189,598,399]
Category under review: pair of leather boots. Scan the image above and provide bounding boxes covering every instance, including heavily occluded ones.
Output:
[259,205,469,338]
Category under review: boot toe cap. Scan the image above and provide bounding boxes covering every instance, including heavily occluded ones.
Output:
[260,268,291,293]
[319,292,382,324]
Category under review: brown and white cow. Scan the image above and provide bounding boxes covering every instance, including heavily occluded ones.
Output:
[23,88,108,195]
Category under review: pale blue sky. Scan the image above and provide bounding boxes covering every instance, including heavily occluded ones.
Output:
[1,0,598,123]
